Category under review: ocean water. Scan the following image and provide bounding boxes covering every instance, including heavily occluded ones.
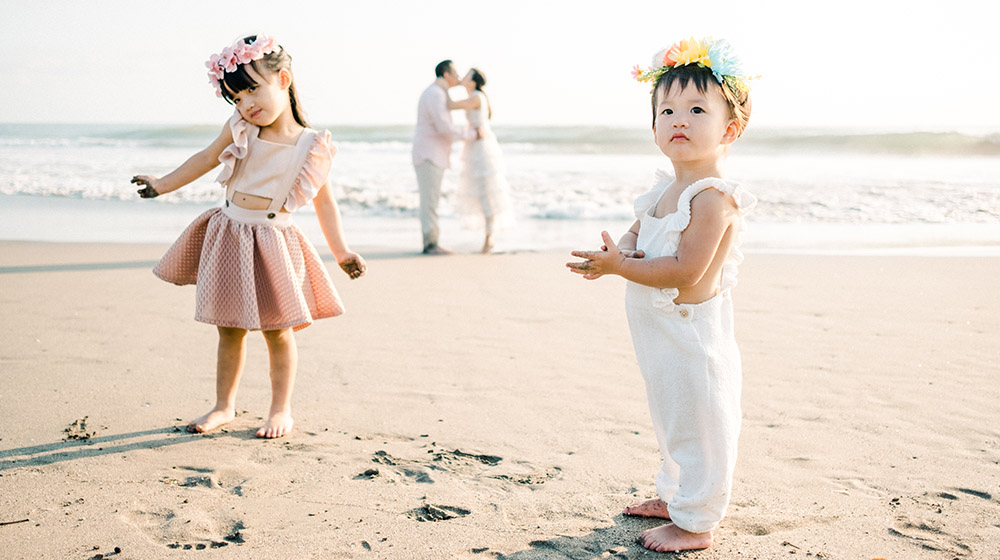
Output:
[1,123,999,255]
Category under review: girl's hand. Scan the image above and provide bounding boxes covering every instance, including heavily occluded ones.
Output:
[131,175,161,198]
[567,231,627,280]
[337,252,367,280]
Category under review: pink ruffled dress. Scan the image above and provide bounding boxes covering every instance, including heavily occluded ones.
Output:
[153,113,344,331]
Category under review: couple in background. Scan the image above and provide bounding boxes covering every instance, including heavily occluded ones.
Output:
[412,60,511,254]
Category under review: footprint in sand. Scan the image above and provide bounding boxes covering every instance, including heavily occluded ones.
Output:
[888,516,970,555]
[365,447,561,487]
[163,466,249,496]
[406,504,472,522]
[125,507,248,551]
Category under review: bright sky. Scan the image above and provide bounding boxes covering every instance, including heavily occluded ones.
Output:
[3,0,998,130]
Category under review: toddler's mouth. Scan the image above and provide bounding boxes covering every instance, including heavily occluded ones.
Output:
[671,133,688,141]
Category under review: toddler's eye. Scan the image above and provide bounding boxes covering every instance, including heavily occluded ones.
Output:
[660,108,673,115]
[691,106,704,114]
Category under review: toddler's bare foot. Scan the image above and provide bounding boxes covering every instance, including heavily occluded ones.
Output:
[638,524,712,553]
[624,498,671,519]
[187,408,235,434]
[256,411,294,439]
[481,235,494,254]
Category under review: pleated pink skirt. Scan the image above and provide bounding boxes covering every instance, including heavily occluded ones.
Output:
[153,208,344,331]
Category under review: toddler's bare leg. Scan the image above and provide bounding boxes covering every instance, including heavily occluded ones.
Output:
[638,524,712,552]
[187,327,247,433]
[257,328,297,438]
[623,498,671,519]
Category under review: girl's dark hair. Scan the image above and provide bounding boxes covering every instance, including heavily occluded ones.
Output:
[219,35,310,128]
[650,64,751,135]
[469,68,491,119]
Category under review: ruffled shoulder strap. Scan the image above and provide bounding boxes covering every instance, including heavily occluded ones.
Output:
[678,177,757,217]
[215,112,258,186]
[674,178,757,295]
[283,129,338,212]
[633,169,674,219]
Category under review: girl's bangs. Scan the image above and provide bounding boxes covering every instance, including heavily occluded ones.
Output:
[220,63,260,102]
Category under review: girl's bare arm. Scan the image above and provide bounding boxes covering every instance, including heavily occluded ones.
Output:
[132,122,233,197]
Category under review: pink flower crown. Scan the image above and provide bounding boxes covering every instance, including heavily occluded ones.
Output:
[205,35,280,98]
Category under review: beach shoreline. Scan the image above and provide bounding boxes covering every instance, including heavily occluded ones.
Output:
[4,193,1000,257]
[1,242,998,559]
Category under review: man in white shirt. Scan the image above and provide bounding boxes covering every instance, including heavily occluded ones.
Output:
[412,60,461,254]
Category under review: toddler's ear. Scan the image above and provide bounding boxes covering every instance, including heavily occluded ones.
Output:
[279,68,292,89]
[721,120,740,144]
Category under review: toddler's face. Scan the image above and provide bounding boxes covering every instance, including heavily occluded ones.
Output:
[652,81,736,163]
[228,66,289,128]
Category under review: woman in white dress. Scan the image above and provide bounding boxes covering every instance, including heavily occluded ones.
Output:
[447,68,511,253]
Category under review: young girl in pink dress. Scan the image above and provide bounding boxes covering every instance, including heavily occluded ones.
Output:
[132,35,366,439]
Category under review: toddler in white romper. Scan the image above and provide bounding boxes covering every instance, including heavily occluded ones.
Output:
[625,169,756,533]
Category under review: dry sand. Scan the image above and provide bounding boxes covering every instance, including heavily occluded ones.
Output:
[1,241,998,559]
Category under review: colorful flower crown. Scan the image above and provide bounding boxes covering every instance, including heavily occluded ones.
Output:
[632,37,754,96]
[205,35,280,98]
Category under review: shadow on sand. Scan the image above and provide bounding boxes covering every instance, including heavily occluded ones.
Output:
[495,515,698,559]
[0,425,262,471]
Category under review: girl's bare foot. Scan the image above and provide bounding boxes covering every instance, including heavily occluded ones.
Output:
[256,411,294,438]
[481,235,494,254]
[624,498,671,519]
[187,408,235,433]
[639,524,712,553]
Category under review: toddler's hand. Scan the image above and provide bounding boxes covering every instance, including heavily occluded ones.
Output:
[566,231,626,280]
[621,249,645,259]
[131,175,161,198]
[338,253,367,280]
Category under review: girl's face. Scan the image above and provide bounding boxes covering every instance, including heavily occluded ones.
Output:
[228,65,291,128]
[652,81,738,164]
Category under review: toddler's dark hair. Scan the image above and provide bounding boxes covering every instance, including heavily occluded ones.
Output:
[650,64,751,136]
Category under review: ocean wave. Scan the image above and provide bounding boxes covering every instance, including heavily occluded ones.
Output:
[4,123,999,156]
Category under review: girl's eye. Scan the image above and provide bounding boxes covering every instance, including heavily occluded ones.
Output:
[248,86,256,92]
[661,108,673,115]
[691,106,704,114]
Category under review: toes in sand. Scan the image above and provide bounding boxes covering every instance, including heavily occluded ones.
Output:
[187,409,235,434]
[256,411,294,439]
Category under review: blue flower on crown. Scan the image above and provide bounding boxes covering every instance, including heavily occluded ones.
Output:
[705,39,743,85]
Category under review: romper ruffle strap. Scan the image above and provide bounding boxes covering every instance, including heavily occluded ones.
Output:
[635,171,757,310]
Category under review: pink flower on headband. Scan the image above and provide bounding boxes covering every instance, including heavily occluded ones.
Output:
[205,35,281,97]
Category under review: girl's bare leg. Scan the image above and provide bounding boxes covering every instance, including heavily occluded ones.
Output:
[188,326,248,433]
[258,327,297,438]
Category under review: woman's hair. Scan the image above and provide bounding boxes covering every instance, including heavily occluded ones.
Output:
[469,68,491,119]
[650,64,751,135]
[220,35,310,128]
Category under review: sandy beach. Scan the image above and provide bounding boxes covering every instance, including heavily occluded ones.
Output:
[1,240,998,559]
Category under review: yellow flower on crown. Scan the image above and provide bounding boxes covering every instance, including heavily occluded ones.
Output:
[665,37,712,68]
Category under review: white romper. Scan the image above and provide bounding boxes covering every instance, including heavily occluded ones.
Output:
[624,170,756,534]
